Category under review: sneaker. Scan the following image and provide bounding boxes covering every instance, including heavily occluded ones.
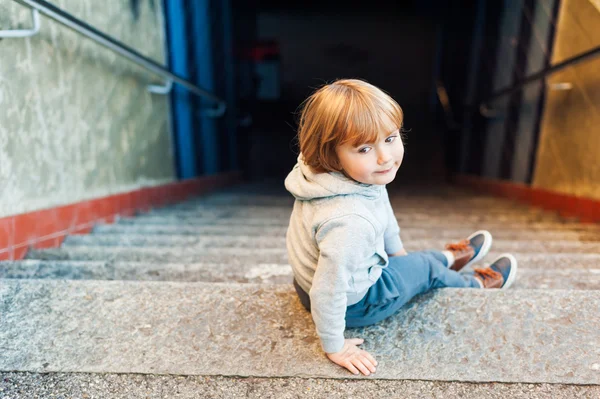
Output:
[445,230,493,271]
[473,253,518,289]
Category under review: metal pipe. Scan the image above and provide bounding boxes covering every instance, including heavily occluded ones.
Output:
[14,0,226,111]
[481,45,600,106]
[0,8,40,38]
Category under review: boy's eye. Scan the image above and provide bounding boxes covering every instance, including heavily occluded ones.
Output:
[385,135,398,143]
[358,147,371,154]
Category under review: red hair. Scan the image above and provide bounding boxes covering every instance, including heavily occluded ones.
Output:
[297,79,404,173]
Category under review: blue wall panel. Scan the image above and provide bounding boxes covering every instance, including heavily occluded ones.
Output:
[191,0,219,175]
[165,0,196,179]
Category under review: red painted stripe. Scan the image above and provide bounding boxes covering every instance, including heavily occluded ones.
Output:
[454,175,600,223]
[0,172,242,260]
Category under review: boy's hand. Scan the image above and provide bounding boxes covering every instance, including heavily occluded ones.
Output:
[326,338,377,376]
[389,248,408,257]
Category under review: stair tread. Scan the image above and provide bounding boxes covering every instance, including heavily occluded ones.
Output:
[94,224,290,236]
[26,246,289,263]
[148,206,548,217]
[94,223,600,240]
[62,234,600,253]
[6,185,600,388]
[26,246,600,265]
[1,372,598,398]
[116,216,600,230]
[2,260,600,289]
[1,280,599,384]
[125,213,563,225]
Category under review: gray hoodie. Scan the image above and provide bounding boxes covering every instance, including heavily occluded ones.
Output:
[285,155,403,353]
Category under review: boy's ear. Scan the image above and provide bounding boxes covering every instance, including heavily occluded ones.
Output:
[331,158,343,171]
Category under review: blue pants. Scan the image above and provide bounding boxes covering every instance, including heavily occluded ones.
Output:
[294,250,479,328]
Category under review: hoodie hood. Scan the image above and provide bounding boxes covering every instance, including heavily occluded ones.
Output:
[285,154,383,201]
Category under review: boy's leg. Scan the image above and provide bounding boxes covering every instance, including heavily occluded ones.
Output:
[346,251,479,328]
[391,251,481,296]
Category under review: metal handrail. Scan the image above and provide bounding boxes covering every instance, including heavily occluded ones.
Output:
[479,44,600,111]
[0,7,40,37]
[11,0,227,117]
[435,81,460,129]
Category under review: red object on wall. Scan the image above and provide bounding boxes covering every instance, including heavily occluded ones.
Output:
[454,174,600,224]
[0,172,241,261]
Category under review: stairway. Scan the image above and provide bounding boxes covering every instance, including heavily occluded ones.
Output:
[1,183,599,398]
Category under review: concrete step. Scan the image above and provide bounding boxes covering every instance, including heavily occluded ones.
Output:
[139,208,562,222]
[114,216,600,231]
[172,196,531,206]
[118,215,291,226]
[0,260,295,284]
[399,227,600,241]
[118,213,567,227]
[2,372,599,398]
[64,234,283,249]
[93,223,600,241]
[25,246,289,263]
[143,208,292,219]
[146,206,294,217]
[2,260,600,290]
[143,210,560,224]
[25,246,600,266]
[164,189,565,217]
[147,205,549,218]
[515,269,600,289]
[1,279,598,384]
[184,198,561,215]
[164,203,544,217]
[193,188,488,198]
[180,195,295,207]
[62,234,600,253]
[94,223,289,237]
[176,193,517,206]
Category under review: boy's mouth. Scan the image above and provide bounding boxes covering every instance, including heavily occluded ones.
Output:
[375,167,393,174]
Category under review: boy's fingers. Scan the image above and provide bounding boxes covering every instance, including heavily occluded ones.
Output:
[364,351,378,366]
[349,338,364,346]
[360,356,377,373]
[352,359,371,376]
[345,361,360,375]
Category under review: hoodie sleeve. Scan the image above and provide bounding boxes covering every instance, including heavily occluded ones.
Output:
[311,214,376,354]
[382,189,403,254]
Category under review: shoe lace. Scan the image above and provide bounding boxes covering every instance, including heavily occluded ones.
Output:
[445,240,470,252]
[473,267,501,282]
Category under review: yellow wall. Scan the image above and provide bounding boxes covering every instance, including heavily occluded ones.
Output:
[533,0,600,199]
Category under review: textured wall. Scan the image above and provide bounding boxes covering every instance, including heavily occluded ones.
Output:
[533,0,600,199]
[0,0,175,218]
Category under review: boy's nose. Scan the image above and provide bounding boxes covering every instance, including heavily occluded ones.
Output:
[378,151,392,165]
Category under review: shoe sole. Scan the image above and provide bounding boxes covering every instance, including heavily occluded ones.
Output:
[490,253,518,289]
[462,230,493,270]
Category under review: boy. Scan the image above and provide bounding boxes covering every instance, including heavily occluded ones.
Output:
[285,79,517,376]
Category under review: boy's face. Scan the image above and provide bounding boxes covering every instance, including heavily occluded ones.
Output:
[336,128,404,185]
